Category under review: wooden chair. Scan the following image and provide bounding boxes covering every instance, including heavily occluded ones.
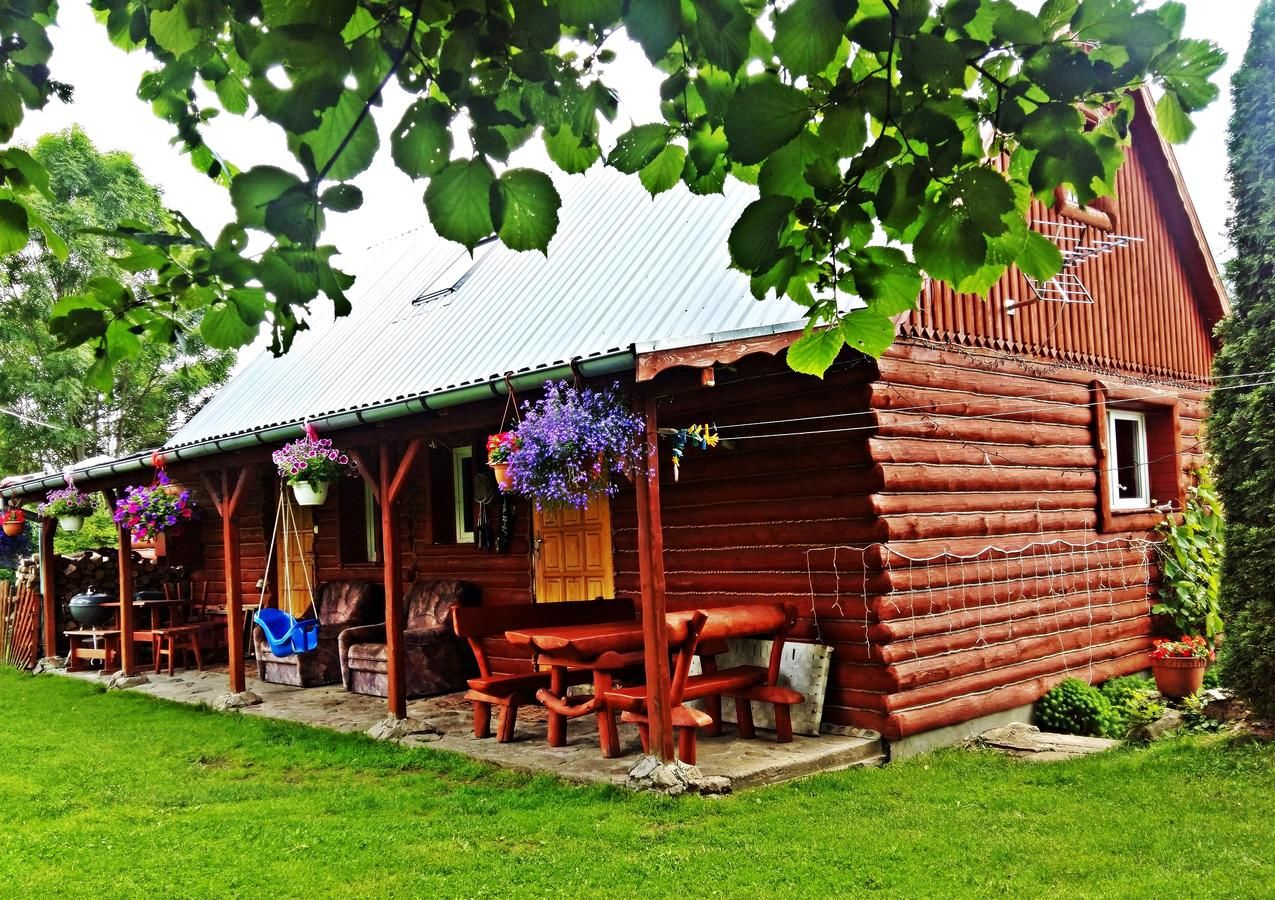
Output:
[452,598,635,742]
[151,624,205,675]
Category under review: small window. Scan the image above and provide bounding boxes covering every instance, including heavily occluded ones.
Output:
[452,446,476,543]
[338,477,380,564]
[1107,410,1150,510]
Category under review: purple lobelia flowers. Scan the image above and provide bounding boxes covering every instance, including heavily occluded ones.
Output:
[506,381,645,509]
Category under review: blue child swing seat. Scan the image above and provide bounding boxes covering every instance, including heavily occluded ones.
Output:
[253,608,320,657]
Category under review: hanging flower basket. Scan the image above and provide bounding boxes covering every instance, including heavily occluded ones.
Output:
[273,428,357,506]
[1149,636,1214,698]
[38,485,98,533]
[1,508,25,537]
[504,381,644,510]
[486,431,521,492]
[113,471,197,543]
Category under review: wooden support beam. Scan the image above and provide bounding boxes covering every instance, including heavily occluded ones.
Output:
[380,441,406,719]
[114,517,137,677]
[634,397,675,762]
[200,472,225,518]
[387,437,424,506]
[221,467,252,694]
[39,517,57,659]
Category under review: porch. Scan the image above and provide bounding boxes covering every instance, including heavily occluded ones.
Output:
[53,665,883,789]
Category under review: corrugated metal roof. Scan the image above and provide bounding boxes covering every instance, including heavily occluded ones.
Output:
[168,168,831,449]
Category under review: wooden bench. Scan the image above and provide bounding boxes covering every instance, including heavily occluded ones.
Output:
[151,624,205,675]
[65,629,121,674]
[452,598,635,742]
[605,603,805,764]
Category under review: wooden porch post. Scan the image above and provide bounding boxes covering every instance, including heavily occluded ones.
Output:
[39,516,58,659]
[378,438,424,720]
[203,467,253,694]
[114,515,137,676]
[635,396,675,761]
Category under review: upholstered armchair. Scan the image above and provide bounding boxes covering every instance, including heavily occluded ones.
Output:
[338,579,479,698]
[254,580,382,687]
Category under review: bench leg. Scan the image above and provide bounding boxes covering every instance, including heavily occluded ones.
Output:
[704,695,724,737]
[594,672,621,759]
[677,726,698,766]
[472,701,492,739]
[773,703,793,743]
[167,637,176,676]
[190,634,203,672]
[735,697,755,739]
[547,666,567,747]
[153,636,162,675]
[636,723,650,754]
[496,703,518,743]
[66,638,82,673]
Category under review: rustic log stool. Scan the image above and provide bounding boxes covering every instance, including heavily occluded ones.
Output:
[64,629,122,674]
[151,624,205,675]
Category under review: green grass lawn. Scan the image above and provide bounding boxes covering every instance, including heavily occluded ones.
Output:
[1,670,1271,898]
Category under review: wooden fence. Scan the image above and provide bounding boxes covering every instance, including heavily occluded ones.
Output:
[0,575,40,670]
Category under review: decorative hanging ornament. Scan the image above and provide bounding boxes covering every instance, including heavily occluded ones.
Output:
[667,423,719,481]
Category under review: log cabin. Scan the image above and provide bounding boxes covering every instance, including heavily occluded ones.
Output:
[1,90,1226,754]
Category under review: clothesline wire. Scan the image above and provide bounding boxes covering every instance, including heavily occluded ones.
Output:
[714,367,1275,433]
[720,377,1275,442]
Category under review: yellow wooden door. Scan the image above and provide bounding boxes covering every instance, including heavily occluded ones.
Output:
[534,500,615,602]
[276,493,315,616]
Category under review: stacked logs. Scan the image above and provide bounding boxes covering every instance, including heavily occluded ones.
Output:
[42,548,189,636]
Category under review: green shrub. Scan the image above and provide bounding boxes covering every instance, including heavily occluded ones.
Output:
[1100,676,1165,738]
[1154,470,1225,640]
[1035,678,1119,738]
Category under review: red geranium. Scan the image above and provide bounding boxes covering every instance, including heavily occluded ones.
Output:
[1151,635,1213,661]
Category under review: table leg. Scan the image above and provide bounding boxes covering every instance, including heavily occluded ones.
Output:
[547,665,567,747]
[594,670,621,758]
[67,636,83,673]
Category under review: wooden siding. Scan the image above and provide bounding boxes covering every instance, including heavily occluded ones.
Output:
[836,341,1209,739]
[903,111,1218,382]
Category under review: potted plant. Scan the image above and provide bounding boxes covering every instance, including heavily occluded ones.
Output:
[1149,636,1214,698]
[486,431,520,491]
[1153,470,1225,641]
[272,428,357,506]
[113,470,197,543]
[37,486,98,532]
[504,381,645,509]
[2,508,25,537]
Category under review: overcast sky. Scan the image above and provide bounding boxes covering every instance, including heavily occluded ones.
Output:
[13,1,1261,333]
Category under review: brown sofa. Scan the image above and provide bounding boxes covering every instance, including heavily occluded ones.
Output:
[253,581,382,687]
[338,579,478,698]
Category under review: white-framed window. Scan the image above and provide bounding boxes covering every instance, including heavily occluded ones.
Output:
[452,446,476,543]
[1107,409,1150,510]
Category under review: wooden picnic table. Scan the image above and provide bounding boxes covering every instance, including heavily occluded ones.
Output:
[102,596,193,631]
[504,603,793,758]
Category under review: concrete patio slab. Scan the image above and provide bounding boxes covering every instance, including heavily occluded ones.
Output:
[52,666,883,789]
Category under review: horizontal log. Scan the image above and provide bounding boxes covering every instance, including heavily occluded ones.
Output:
[883,633,1151,713]
[886,616,1150,691]
[824,704,890,734]
[660,493,877,527]
[885,650,1149,739]
[874,411,1092,446]
[869,383,1093,426]
[661,440,874,485]
[883,508,1097,542]
[875,585,1152,641]
[881,547,1152,592]
[870,530,1156,569]
[876,463,1097,494]
[868,437,1097,469]
[614,518,887,550]
[872,564,1152,621]
[871,490,1096,517]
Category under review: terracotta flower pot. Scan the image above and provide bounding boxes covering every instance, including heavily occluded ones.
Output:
[1151,655,1209,697]
[490,462,513,492]
[2,521,23,537]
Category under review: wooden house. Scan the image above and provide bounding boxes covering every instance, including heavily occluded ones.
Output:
[3,91,1226,751]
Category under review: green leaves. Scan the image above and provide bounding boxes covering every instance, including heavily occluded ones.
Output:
[609,124,673,173]
[914,206,987,285]
[638,144,686,195]
[787,327,845,376]
[725,79,811,165]
[201,289,266,349]
[391,99,454,179]
[1155,90,1194,143]
[773,0,846,76]
[0,199,29,255]
[491,168,561,253]
[425,158,497,252]
[728,196,795,272]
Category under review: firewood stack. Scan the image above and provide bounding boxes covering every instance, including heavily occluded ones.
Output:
[36,548,190,634]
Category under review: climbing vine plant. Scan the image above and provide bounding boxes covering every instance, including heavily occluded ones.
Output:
[0,0,1223,388]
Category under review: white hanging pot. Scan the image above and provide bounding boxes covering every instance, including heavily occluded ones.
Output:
[58,514,85,532]
[291,480,329,506]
